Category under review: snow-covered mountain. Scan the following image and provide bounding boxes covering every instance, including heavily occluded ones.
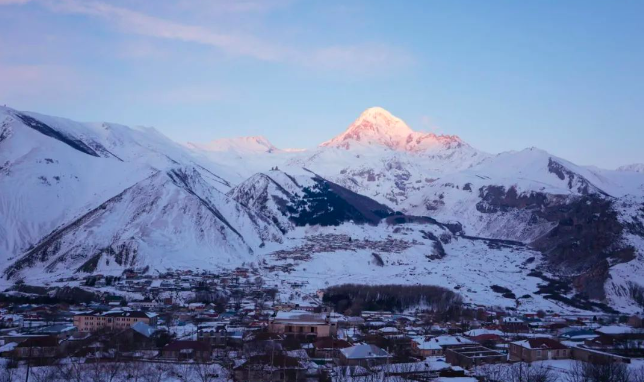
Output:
[2,105,644,313]
[618,163,644,173]
[188,136,280,155]
[197,106,644,312]
[0,106,280,282]
[321,107,472,155]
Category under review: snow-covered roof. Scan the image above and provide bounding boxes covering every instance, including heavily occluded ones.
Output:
[413,335,475,350]
[340,344,389,360]
[0,342,17,353]
[510,338,568,350]
[272,310,327,324]
[131,322,157,338]
[464,328,504,337]
[596,325,635,335]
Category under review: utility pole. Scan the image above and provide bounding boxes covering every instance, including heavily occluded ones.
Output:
[24,344,33,382]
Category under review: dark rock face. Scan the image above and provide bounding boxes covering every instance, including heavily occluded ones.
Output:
[477,185,550,213]
[475,184,637,300]
[371,253,384,266]
[547,158,608,196]
[531,196,635,273]
[0,120,11,144]
[573,260,610,300]
[421,230,447,260]
[288,175,393,226]
[14,113,101,157]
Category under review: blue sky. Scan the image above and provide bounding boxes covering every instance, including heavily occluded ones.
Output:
[0,0,642,168]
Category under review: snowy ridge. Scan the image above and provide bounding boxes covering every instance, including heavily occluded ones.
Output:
[618,163,644,173]
[2,105,644,313]
[188,136,281,155]
[4,167,282,281]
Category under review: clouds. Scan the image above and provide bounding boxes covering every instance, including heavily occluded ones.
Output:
[44,0,283,61]
[36,0,411,74]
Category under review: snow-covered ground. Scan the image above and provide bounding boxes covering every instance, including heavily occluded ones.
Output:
[258,223,582,313]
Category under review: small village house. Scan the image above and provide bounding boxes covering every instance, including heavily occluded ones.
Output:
[509,338,570,362]
[73,310,157,332]
[338,344,390,367]
[268,310,336,339]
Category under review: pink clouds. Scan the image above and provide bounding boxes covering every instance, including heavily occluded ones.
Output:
[39,0,412,74]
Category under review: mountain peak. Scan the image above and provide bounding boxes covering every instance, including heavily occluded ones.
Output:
[321,107,414,150]
[321,107,466,153]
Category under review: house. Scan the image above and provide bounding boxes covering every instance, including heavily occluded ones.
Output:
[470,334,506,350]
[338,344,390,367]
[188,303,206,312]
[14,336,61,359]
[445,345,506,368]
[233,353,307,382]
[198,324,228,347]
[242,332,284,356]
[73,310,157,332]
[31,324,77,340]
[268,310,336,339]
[501,317,530,333]
[312,337,351,359]
[509,338,570,362]
[129,300,158,310]
[412,335,476,357]
[628,315,643,328]
[161,341,210,361]
[559,329,598,343]
[571,346,631,364]
[464,328,504,337]
[373,361,439,378]
[0,342,17,357]
[595,325,644,340]
[114,322,160,350]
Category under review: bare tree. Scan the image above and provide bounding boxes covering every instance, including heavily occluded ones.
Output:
[172,363,195,382]
[477,362,556,382]
[55,358,85,382]
[566,361,630,382]
[86,361,124,382]
[0,361,16,382]
[122,362,147,382]
[141,363,169,382]
[631,366,644,382]
[192,362,223,382]
[29,366,58,382]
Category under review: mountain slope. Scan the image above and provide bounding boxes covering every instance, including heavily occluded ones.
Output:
[228,169,394,231]
[0,106,285,282]
[2,105,644,313]
[4,167,282,281]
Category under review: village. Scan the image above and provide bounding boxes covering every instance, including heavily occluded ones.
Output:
[0,267,643,382]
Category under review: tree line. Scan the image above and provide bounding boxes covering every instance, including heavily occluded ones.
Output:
[322,283,462,316]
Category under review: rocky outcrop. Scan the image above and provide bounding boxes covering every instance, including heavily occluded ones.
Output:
[573,260,610,300]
